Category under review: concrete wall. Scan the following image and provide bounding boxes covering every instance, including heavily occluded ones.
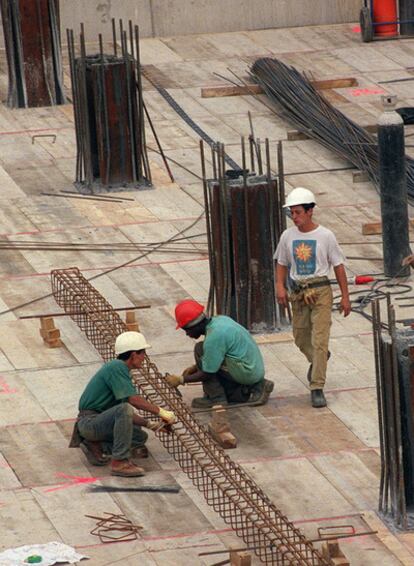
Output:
[60,0,361,39]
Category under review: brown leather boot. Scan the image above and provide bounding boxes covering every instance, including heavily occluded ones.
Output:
[111,459,145,477]
[80,441,110,466]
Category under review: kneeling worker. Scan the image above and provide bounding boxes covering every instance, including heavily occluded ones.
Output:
[166,300,274,408]
[70,331,177,477]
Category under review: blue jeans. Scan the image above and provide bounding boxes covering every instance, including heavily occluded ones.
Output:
[77,403,148,460]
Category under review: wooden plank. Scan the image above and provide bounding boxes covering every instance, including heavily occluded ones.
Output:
[201,78,358,98]
[363,219,414,235]
[362,511,414,566]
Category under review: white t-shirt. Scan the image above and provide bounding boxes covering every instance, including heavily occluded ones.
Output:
[274,225,345,281]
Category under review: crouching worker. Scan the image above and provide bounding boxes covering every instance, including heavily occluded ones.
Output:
[69,331,177,477]
[166,300,274,408]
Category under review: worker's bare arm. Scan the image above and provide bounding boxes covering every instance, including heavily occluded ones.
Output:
[276,263,289,307]
[128,395,160,415]
[183,369,216,383]
[333,264,351,317]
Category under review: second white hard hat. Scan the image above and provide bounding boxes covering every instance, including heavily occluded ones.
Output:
[283,187,316,208]
[114,331,151,355]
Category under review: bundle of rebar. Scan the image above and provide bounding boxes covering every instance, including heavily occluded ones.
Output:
[202,139,288,332]
[372,297,414,529]
[51,266,331,565]
[0,0,65,108]
[251,57,414,199]
[67,20,151,191]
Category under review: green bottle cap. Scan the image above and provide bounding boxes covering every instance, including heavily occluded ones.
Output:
[25,556,43,564]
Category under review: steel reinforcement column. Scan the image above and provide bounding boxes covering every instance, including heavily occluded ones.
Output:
[0,0,65,108]
[378,95,410,278]
[399,0,414,36]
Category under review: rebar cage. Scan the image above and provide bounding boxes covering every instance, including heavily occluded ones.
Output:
[51,267,331,565]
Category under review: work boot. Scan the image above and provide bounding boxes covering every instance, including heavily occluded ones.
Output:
[307,351,331,383]
[311,389,327,408]
[131,446,149,459]
[80,441,110,466]
[191,396,227,409]
[111,459,145,477]
[249,379,274,406]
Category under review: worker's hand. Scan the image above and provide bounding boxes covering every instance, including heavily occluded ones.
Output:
[276,286,288,307]
[146,419,171,433]
[182,364,197,379]
[158,407,177,425]
[165,373,184,388]
[402,254,414,268]
[339,296,351,317]
[303,288,317,305]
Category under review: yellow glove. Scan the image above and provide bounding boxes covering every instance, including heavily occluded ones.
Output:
[182,364,198,379]
[165,373,184,388]
[159,407,177,425]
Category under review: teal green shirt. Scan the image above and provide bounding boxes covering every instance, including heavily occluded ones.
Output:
[79,359,136,412]
[201,316,264,385]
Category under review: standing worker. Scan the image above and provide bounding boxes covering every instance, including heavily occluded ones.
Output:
[69,331,177,477]
[274,187,351,408]
[165,300,274,408]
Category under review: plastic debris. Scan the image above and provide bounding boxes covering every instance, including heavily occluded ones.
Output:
[0,542,87,566]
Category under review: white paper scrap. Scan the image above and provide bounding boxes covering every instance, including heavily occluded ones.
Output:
[0,541,88,566]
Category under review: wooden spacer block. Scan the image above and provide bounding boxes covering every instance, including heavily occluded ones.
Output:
[39,316,63,348]
[321,540,350,566]
[287,130,310,141]
[209,405,237,449]
[352,170,370,183]
[125,310,139,332]
[230,550,252,566]
[362,219,414,235]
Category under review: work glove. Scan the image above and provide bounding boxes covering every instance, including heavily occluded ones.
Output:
[165,373,184,388]
[146,419,170,433]
[158,407,177,425]
[182,364,198,378]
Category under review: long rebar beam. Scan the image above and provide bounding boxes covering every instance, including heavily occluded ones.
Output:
[51,266,331,566]
[251,57,414,200]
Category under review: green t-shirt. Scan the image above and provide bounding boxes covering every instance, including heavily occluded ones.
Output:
[201,316,265,385]
[79,359,136,412]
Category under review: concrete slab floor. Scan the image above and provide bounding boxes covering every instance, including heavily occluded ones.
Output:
[0,21,414,565]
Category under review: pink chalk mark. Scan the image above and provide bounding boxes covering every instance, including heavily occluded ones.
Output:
[352,25,361,33]
[44,472,101,493]
[0,377,17,394]
[351,88,386,97]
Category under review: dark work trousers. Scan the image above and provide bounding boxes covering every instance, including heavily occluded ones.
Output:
[194,342,251,404]
[77,403,148,460]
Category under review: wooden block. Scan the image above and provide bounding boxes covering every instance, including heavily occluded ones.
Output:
[363,124,378,134]
[209,406,237,449]
[40,317,56,331]
[352,170,370,183]
[320,540,350,566]
[201,78,358,98]
[125,310,140,332]
[363,219,414,234]
[230,550,252,566]
[287,130,310,141]
[40,328,61,341]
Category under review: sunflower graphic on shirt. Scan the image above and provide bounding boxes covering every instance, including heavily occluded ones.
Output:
[293,240,316,275]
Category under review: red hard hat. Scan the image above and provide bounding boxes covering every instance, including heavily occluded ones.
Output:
[175,299,205,329]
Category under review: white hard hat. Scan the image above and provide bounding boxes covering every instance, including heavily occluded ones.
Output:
[114,331,151,355]
[283,187,316,208]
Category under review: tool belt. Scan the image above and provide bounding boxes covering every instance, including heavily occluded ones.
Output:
[69,409,99,448]
[289,277,331,304]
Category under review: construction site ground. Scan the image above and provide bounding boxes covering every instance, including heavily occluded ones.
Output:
[1,21,414,566]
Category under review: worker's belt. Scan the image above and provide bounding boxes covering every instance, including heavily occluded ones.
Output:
[290,277,331,292]
[77,409,99,418]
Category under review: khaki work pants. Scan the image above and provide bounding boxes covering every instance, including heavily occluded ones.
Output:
[291,285,333,390]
